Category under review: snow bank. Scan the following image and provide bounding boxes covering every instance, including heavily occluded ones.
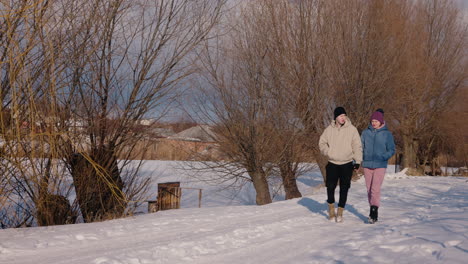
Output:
[0,161,467,264]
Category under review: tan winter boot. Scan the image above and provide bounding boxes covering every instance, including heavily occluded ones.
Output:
[328,203,336,221]
[336,207,344,223]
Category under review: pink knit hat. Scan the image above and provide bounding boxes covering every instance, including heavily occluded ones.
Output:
[370,111,384,124]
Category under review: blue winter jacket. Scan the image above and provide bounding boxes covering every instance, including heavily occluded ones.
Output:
[361,124,395,169]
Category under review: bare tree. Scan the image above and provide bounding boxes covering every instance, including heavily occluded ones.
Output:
[299,0,467,176]
[193,0,466,192]
[0,0,77,227]
[389,0,467,174]
[192,1,281,205]
[269,0,332,182]
[192,0,329,201]
[323,0,411,130]
[54,0,225,221]
[257,0,311,199]
[0,0,225,227]
[436,86,468,171]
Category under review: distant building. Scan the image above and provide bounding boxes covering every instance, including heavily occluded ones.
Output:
[167,125,217,142]
[149,127,176,138]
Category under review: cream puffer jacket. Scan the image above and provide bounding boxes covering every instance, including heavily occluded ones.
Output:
[319,117,363,165]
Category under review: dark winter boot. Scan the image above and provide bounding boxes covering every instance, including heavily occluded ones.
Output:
[368,205,378,224]
[374,206,379,222]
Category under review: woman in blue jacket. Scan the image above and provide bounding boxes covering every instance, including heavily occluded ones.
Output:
[361,109,395,224]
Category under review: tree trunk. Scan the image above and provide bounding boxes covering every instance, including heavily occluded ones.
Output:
[279,161,302,199]
[402,134,423,175]
[36,159,76,226]
[69,146,126,222]
[313,149,328,184]
[35,157,76,226]
[37,194,75,226]
[249,168,272,205]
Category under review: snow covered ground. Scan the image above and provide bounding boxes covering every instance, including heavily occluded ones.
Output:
[0,161,467,264]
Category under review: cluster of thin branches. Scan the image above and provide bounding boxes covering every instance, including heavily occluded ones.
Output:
[188,0,467,204]
[0,0,225,228]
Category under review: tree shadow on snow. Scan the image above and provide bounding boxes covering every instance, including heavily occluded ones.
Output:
[298,197,367,222]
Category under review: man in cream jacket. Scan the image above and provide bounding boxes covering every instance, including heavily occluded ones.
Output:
[319,107,362,223]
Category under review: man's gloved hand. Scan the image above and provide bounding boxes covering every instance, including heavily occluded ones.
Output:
[353,164,360,170]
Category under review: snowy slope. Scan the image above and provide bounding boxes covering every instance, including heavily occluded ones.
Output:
[0,161,467,264]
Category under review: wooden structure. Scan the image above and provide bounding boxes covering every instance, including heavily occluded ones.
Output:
[146,182,203,213]
[157,182,181,211]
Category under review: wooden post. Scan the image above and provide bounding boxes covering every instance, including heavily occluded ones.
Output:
[198,189,202,208]
[148,200,158,213]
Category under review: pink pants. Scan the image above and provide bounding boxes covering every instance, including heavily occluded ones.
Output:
[364,168,386,207]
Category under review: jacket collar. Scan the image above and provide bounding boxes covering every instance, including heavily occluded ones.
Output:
[368,122,388,132]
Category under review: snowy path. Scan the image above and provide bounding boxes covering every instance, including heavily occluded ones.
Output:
[1,170,467,263]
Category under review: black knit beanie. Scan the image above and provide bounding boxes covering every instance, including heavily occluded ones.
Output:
[333,107,347,120]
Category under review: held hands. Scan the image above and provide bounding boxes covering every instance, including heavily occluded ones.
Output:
[353,164,360,170]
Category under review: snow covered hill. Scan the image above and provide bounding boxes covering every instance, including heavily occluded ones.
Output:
[0,161,467,264]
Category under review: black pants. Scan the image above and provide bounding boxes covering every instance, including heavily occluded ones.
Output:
[326,161,353,208]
